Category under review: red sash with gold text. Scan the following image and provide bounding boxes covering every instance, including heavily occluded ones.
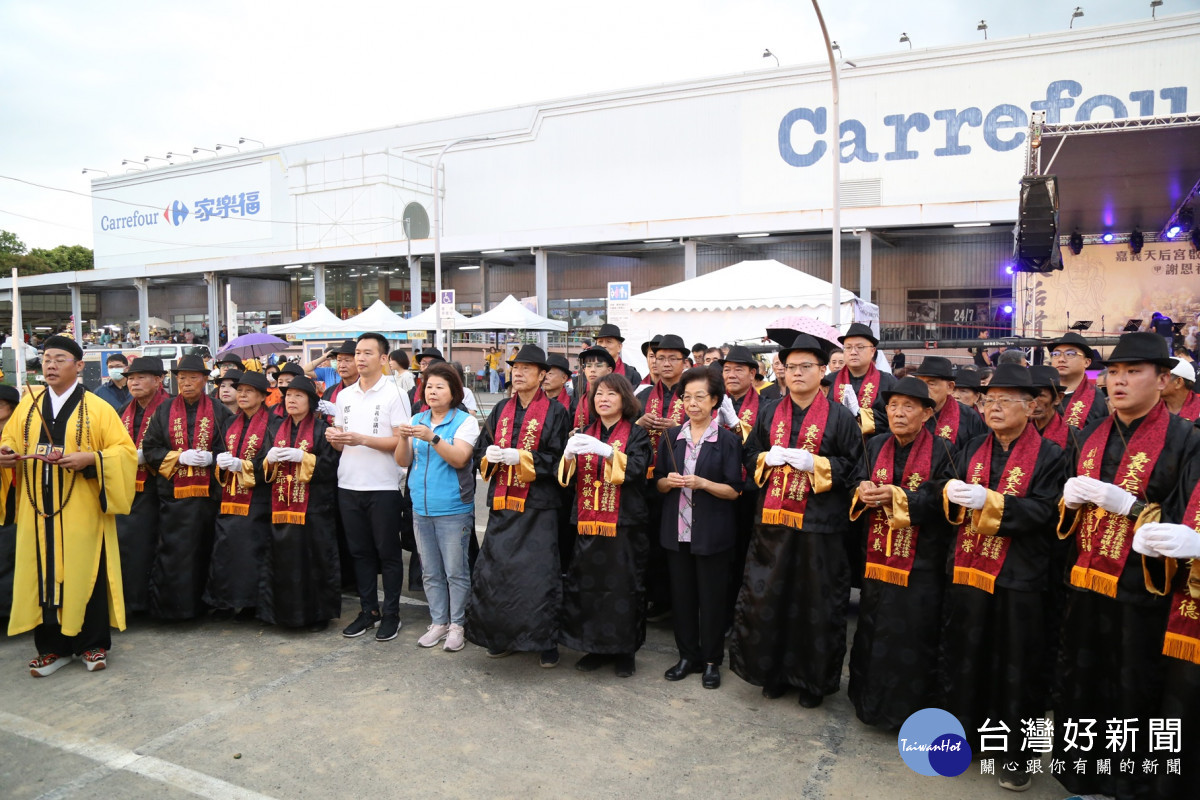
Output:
[732,389,760,443]
[951,424,1041,593]
[832,362,881,409]
[574,389,591,430]
[1039,411,1070,448]
[934,398,961,442]
[1064,379,1099,428]
[168,394,216,499]
[644,381,684,455]
[862,428,933,587]
[1070,402,1170,597]
[218,408,269,515]
[1160,479,1200,664]
[122,387,168,492]
[491,391,551,512]
[1178,393,1200,422]
[760,395,829,529]
[574,418,631,538]
[269,413,316,524]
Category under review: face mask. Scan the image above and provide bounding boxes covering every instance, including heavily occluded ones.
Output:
[109,368,124,380]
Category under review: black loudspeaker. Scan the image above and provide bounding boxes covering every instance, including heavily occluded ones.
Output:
[1012,175,1062,272]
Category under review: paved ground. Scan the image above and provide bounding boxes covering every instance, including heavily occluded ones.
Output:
[0,569,1072,800]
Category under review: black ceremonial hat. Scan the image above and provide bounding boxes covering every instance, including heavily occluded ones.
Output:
[125,356,166,376]
[417,347,446,363]
[980,364,1036,396]
[578,346,616,369]
[1104,331,1177,368]
[216,352,244,367]
[1046,331,1096,362]
[779,333,830,366]
[653,334,690,356]
[718,345,759,369]
[236,371,270,394]
[954,369,981,390]
[214,369,242,386]
[0,385,20,406]
[595,323,625,342]
[171,354,208,374]
[284,375,321,410]
[42,335,83,360]
[1029,365,1065,395]
[883,376,937,409]
[546,353,572,376]
[640,334,663,357]
[508,344,550,370]
[915,356,955,380]
[838,323,879,347]
[280,361,306,377]
[335,339,358,356]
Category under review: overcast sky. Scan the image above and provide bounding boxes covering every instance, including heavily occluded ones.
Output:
[0,0,1194,251]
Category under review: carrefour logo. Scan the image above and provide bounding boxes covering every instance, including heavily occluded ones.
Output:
[99,190,262,231]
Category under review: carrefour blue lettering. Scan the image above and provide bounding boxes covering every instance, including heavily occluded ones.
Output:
[778,80,1189,167]
[99,209,159,231]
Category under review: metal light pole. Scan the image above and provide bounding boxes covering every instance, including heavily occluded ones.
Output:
[811,0,842,329]
[432,136,492,351]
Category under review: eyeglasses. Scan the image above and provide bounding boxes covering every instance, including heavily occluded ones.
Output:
[42,357,78,366]
[655,355,684,364]
[980,397,1030,408]
[681,393,710,403]
[843,345,874,354]
[1050,351,1084,361]
[783,363,822,374]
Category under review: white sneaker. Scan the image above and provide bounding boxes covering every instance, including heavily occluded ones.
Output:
[443,624,466,652]
[417,623,449,648]
[29,653,72,677]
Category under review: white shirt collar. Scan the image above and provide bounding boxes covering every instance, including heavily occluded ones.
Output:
[48,383,78,418]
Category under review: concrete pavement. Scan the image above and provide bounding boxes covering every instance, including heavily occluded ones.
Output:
[1,566,1070,800]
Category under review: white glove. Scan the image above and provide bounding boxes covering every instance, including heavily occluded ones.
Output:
[137,449,145,466]
[783,448,814,472]
[265,447,285,464]
[1075,475,1136,516]
[216,452,240,471]
[497,448,522,466]
[179,449,213,467]
[586,438,614,459]
[1062,476,1090,509]
[563,435,586,459]
[841,385,861,416]
[764,445,787,467]
[317,399,337,417]
[1133,522,1200,560]
[485,444,504,464]
[717,395,738,427]
[946,479,988,510]
[278,447,305,463]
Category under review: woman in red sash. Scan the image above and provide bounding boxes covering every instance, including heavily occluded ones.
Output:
[261,377,341,631]
[847,377,954,729]
[1054,333,1200,800]
[557,373,651,677]
[203,372,272,620]
[939,363,1066,793]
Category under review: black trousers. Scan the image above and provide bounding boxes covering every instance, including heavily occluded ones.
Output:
[339,489,405,616]
[34,548,112,656]
[667,543,732,665]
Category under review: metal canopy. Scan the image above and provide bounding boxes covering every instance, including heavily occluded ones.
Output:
[1038,114,1200,238]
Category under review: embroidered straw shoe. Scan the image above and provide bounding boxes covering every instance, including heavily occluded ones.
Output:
[82,649,107,672]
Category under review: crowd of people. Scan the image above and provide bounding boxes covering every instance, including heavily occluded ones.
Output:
[2,319,1199,800]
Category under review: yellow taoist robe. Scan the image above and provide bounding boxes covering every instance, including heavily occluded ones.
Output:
[3,387,137,637]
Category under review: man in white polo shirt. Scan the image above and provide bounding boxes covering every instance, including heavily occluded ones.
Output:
[327,332,412,642]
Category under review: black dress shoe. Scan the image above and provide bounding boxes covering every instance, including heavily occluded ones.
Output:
[701,663,721,689]
[614,654,635,678]
[797,688,824,708]
[663,659,702,681]
[761,683,788,699]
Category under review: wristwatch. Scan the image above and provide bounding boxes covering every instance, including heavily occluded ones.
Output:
[430,434,441,446]
[1128,499,1146,520]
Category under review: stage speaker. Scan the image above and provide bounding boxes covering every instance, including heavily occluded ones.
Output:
[1012,175,1062,273]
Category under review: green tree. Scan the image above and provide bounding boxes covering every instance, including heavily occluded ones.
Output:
[0,229,27,255]
[0,231,92,276]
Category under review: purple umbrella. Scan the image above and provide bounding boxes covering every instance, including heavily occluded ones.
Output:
[219,332,291,360]
[765,315,842,348]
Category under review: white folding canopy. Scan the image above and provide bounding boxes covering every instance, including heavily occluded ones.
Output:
[268,303,344,335]
[456,294,567,331]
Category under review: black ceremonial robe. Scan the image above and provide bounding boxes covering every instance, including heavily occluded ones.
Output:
[259,416,341,628]
[1053,409,1200,800]
[925,399,987,455]
[142,397,233,620]
[938,429,1065,761]
[848,431,955,729]
[729,393,866,697]
[202,409,271,612]
[115,398,161,613]
[464,394,570,653]
[558,422,651,656]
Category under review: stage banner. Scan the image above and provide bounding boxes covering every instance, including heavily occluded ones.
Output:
[1020,243,1200,339]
